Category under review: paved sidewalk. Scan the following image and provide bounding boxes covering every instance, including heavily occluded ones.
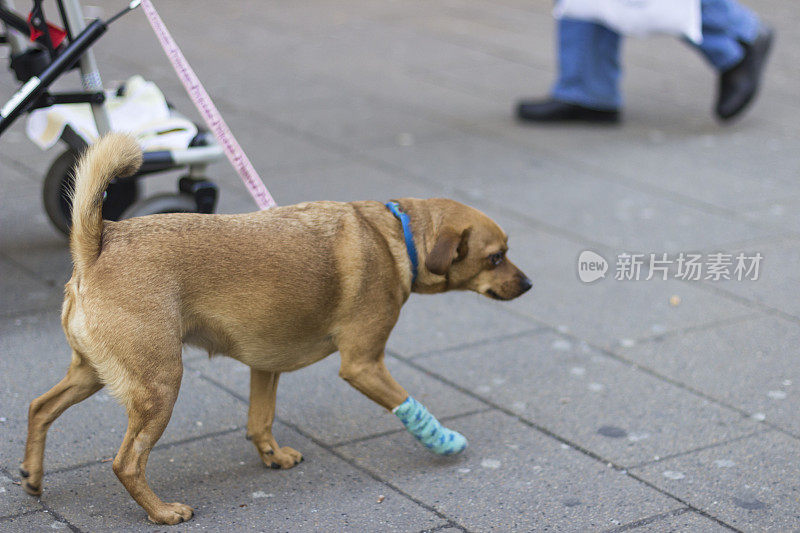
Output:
[2,0,799,531]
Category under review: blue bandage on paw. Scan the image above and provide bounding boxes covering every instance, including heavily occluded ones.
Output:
[392,396,468,455]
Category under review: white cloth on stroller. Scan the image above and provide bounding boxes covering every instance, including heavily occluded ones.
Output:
[26,75,197,150]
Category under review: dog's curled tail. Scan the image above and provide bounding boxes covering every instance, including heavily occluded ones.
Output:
[70,133,142,273]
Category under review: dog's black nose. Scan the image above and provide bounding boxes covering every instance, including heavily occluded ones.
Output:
[519,277,533,293]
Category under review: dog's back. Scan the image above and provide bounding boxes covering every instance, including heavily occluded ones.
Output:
[65,136,403,375]
[86,206,359,369]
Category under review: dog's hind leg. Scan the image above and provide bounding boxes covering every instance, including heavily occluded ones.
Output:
[246,369,303,469]
[111,359,191,525]
[20,352,103,495]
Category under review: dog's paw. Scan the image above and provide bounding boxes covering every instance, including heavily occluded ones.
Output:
[147,502,194,525]
[19,466,42,496]
[22,480,42,496]
[261,446,304,469]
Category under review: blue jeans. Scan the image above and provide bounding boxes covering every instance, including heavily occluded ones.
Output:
[551,0,761,110]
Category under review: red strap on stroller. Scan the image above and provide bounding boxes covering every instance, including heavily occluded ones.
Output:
[27,14,67,48]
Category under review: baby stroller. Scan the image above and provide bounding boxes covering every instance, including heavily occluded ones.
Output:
[0,0,223,235]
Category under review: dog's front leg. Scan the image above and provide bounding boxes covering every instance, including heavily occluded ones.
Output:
[338,353,409,411]
[247,369,303,469]
[339,346,468,455]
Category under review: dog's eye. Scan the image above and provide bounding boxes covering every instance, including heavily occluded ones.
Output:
[489,252,505,266]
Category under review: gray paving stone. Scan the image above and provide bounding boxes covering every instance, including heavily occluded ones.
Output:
[632,431,800,532]
[418,57,552,105]
[0,191,71,285]
[114,5,495,131]
[402,1,553,67]
[261,13,504,75]
[388,291,540,358]
[339,410,682,531]
[709,237,800,320]
[333,68,511,129]
[489,119,800,213]
[0,125,52,178]
[0,258,60,318]
[0,313,246,473]
[616,54,798,137]
[0,511,71,531]
[208,107,348,174]
[745,199,800,236]
[182,155,440,217]
[619,509,730,532]
[187,352,485,447]
[42,427,445,532]
[252,160,436,206]
[267,94,466,151]
[492,226,756,349]
[99,6,508,125]
[416,330,758,467]
[621,314,800,436]
[0,244,70,294]
[0,159,38,196]
[367,134,775,252]
[0,472,41,519]
[103,25,331,113]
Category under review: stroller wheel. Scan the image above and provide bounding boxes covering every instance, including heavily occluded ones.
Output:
[120,193,198,219]
[42,150,141,236]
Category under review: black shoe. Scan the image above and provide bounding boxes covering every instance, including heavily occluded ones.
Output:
[716,26,774,121]
[516,99,620,123]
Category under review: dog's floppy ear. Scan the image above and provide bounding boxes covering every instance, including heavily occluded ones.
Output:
[426,227,470,275]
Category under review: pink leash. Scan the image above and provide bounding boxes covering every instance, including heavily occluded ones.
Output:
[139,0,277,210]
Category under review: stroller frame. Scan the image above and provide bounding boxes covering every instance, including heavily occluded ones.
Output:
[0,0,224,234]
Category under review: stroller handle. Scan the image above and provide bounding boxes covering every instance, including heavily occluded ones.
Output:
[0,17,107,134]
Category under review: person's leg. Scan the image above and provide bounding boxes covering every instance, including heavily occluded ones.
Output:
[517,18,622,122]
[689,0,773,120]
[551,18,623,110]
[692,0,761,70]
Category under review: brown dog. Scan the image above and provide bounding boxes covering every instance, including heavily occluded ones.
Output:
[20,134,531,524]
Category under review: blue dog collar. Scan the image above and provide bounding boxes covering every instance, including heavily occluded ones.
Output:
[385,201,419,285]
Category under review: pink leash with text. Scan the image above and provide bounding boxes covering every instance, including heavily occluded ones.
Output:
[139,0,277,210]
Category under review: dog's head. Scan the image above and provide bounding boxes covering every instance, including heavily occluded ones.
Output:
[406,199,531,300]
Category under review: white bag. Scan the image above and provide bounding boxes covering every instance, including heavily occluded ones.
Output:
[554,0,702,44]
